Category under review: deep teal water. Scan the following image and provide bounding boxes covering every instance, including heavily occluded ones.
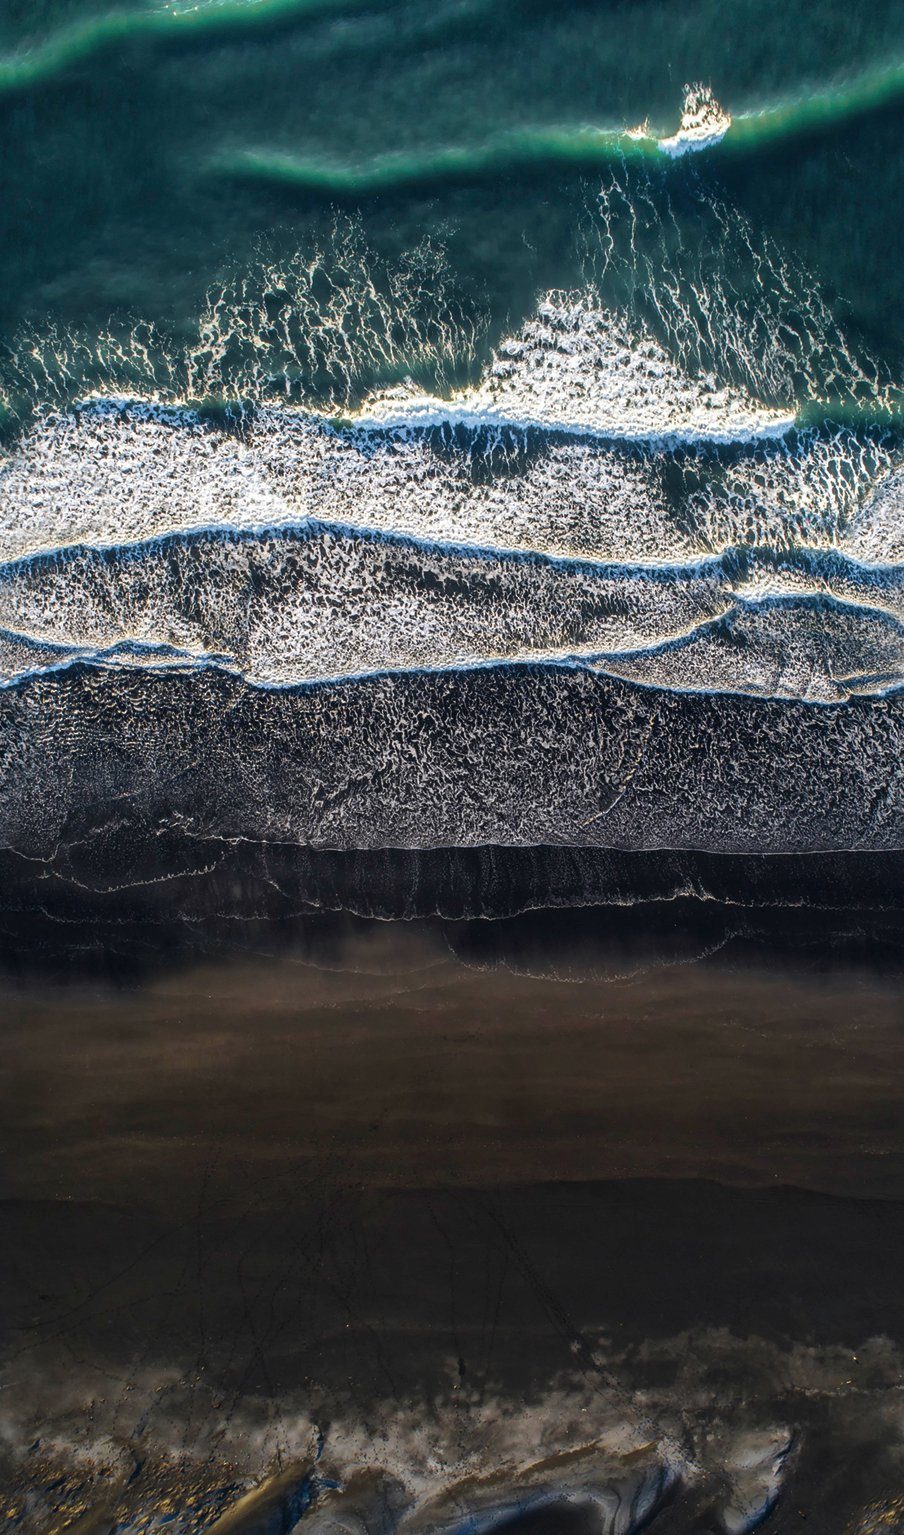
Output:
[2,0,904,408]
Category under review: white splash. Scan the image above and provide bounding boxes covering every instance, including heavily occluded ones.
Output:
[355,295,792,445]
[658,83,732,158]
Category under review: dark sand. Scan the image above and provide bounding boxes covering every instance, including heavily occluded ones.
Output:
[1,916,903,1531]
[1,923,901,1204]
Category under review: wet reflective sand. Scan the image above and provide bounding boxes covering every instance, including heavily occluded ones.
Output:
[1,914,902,1533]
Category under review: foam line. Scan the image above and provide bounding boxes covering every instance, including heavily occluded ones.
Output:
[2,518,904,589]
[212,59,904,201]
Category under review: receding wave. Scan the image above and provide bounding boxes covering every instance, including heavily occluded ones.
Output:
[2,519,904,701]
[1,661,901,858]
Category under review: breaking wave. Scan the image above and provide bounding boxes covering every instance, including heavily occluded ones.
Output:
[212,65,904,195]
[0,189,899,858]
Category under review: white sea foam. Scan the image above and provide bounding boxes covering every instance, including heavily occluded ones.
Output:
[597,599,904,703]
[0,372,902,702]
[658,83,732,157]
[0,197,899,712]
[845,463,904,563]
[1,518,903,700]
[4,297,891,580]
[584,168,892,410]
[354,296,792,444]
[687,427,903,555]
[0,291,803,577]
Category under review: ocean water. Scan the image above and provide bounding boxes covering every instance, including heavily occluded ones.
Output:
[1,3,903,1532]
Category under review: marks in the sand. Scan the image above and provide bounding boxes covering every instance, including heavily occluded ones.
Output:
[203,1462,314,1535]
[9,1436,800,1535]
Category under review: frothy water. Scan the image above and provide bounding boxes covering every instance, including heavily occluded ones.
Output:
[2,492,904,701]
[1,364,902,703]
[0,219,485,435]
[0,172,900,853]
[582,167,892,410]
[352,295,793,443]
[657,84,733,157]
[1,661,901,856]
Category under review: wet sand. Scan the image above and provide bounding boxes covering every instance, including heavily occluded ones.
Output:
[1,916,903,1532]
[1,924,902,1203]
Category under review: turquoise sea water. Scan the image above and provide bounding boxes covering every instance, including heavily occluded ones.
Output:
[1,0,904,854]
[2,0,904,396]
